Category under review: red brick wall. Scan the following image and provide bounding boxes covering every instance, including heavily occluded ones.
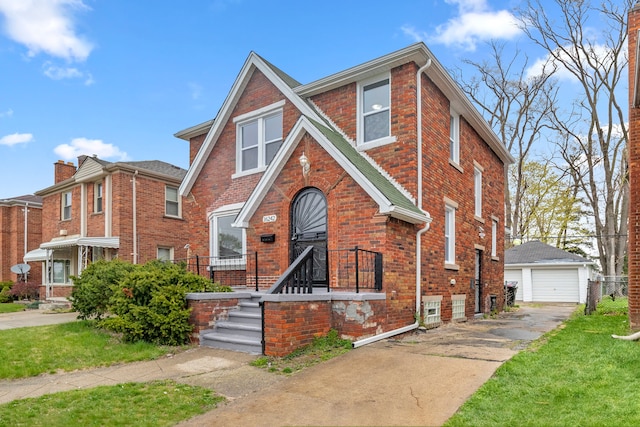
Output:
[187,296,241,343]
[0,203,42,283]
[263,299,332,357]
[628,3,640,328]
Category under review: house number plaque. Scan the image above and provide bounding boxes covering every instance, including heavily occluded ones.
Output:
[263,215,277,223]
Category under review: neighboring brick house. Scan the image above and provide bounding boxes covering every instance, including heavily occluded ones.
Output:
[628,2,640,328]
[25,156,189,299]
[177,42,513,355]
[0,195,42,284]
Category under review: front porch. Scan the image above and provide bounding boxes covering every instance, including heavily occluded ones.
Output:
[183,246,391,356]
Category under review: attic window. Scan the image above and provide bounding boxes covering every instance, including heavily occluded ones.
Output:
[358,75,394,148]
[234,102,284,176]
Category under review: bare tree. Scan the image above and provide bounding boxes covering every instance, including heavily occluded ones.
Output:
[453,41,558,242]
[519,0,631,277]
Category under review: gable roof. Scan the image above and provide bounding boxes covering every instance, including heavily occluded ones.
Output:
[234,115,430,228]
[505,241,595,266]
[36,156,186,196]
[0,194,43,207]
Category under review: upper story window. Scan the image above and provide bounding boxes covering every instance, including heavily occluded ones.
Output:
[358,75,394,148]
[61,191,72,220]
[234,102,284,176]
[444,197,459,269]
[491,217,498,258]
[165,186,180,217]
[450,109,460,165]
[474,164,483,218]
[94,182,103,213]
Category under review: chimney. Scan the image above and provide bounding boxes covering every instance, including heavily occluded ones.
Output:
[54,160,76,184]
[77,155,88,167]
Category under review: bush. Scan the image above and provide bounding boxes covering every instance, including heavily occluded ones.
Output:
[71,259,137,320]
[0,281,13,303]
[9,281,40,300]
[99,260,231,345]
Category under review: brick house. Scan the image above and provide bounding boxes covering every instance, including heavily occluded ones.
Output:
[25,155,189,299]
[178,42,513,355]
[0,195,42,284]
[628,2,640,328]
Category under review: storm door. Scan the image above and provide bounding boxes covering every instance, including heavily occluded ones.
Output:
[474,249,483,313]
[290,188,327,286]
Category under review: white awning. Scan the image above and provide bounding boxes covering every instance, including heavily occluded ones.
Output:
[23,248,48,262]
[40,237,120,250]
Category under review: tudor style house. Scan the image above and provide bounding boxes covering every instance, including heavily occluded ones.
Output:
[178,42,514,355]
[25,156,189,299]
[0,195,42,283]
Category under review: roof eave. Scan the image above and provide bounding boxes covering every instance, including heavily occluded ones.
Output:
[174,119,215,141]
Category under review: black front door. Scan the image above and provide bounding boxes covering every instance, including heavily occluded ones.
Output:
[475,249,482,313]
[290,188,327,286]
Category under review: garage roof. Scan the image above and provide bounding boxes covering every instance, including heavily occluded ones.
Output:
[505,241,595,265]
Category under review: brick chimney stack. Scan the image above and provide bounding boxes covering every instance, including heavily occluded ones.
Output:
[54,160,76,184]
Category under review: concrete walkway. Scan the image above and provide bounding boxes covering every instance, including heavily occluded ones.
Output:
[0,303,577,426]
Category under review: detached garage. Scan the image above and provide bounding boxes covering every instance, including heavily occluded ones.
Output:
[505,241,596,303]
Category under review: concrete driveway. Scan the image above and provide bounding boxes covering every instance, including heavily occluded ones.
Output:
[0,309,79,330]
[180,303,577,427]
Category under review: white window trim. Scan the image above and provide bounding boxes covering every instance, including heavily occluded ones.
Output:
[232,101,285,177]
[474,162,483,219]
[491,216,499,259]
[165,185,181,218]
[444,199,457,268]
[209,204,246,267]
[356,73,396,149]
[449,108,460,166]
[94,182,103,213]
[61,191,72,220]
[157,246,174,261]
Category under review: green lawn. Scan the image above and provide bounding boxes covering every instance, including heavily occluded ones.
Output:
[0,380,223,427]
[0,303,25,314]
[0,321,173,379]
[445,297,640,427]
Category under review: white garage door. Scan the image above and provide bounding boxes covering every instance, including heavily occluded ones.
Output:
[504,269,523,301]
[532,268,579,302]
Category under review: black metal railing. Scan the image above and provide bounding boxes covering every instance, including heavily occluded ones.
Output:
[172,252,258,290]
[267,246,314,294]
[328,246,383,293]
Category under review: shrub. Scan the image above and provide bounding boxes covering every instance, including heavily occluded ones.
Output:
[99,260,231,345]
[9,281,40,300]
[70,259,137,320]
[0,281,14,303]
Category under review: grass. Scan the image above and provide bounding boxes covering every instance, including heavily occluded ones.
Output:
[251,329,352,374]
[0,380,223,427]
[445,297,640,427]
[0,303,25,314]
[0,321,175,379]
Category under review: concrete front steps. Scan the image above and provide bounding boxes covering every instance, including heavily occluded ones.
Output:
[39,297,72,310]
[200,293,263,354]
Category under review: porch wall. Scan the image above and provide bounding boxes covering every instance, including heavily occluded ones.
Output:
[186,292,250,344]
[39,285,73,299]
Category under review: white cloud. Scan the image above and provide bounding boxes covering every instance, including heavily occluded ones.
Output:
[54,137,129,161]
[404,0,520,51]
[0,0,93,61]
[0,108,13,118]
[0,132,33,146]
[42,61,94,85]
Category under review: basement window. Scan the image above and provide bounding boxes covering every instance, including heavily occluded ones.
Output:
[423,296,442,328]
[452,294,466,320]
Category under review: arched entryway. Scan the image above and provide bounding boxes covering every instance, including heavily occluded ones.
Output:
[290,187,327,287]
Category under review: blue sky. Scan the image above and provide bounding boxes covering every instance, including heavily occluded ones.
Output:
[0,0,582,199]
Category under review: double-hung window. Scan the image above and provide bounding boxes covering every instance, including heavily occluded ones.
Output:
[53,259,71,283]
[359,75,392,147]
[165,186,180,217]
[94,182,103,213]
[210,205,245,264]
[235,103,283,175]
[450,110,460,165]
[444,199,458,267]
[474,164,483,218]
[491,217,498,258]
[61,191,72,220]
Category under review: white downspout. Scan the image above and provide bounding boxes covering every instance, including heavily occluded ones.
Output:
[23,202,29,257]
[353,59,433,348]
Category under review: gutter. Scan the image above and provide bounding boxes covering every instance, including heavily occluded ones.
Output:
[353,59,433,348]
